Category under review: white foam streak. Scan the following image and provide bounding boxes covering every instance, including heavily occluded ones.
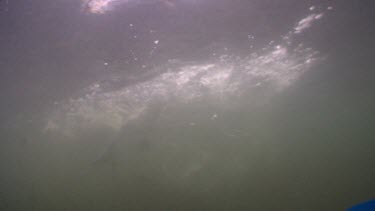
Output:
[294,13,324,34]
[44,10,325,136]
[45,45,318,135]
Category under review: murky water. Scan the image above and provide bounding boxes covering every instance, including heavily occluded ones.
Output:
[1,0,374,210]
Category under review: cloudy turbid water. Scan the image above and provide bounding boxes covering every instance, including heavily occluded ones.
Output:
[1,0,375,210]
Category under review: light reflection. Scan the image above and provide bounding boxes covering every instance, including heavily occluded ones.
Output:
[82,0,180,14]
[83,0,116,14]
[44,11,325,136]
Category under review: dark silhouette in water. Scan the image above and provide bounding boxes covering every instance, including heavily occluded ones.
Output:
[84,99,165,178]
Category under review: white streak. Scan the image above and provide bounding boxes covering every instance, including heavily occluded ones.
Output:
[294,13,324,34]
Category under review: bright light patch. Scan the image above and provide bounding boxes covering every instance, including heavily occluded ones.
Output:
[45,9,325,136]
[294,13,324,34]
[83,0,114,14]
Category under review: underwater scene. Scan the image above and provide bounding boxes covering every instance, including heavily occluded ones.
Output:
[0,0,374,210]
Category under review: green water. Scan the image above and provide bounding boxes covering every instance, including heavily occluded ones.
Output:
[1,0,375,210]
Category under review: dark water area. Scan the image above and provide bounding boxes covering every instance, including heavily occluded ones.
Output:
[1,0,375,210]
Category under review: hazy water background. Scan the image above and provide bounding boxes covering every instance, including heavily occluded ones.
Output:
[1,0,375,210]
